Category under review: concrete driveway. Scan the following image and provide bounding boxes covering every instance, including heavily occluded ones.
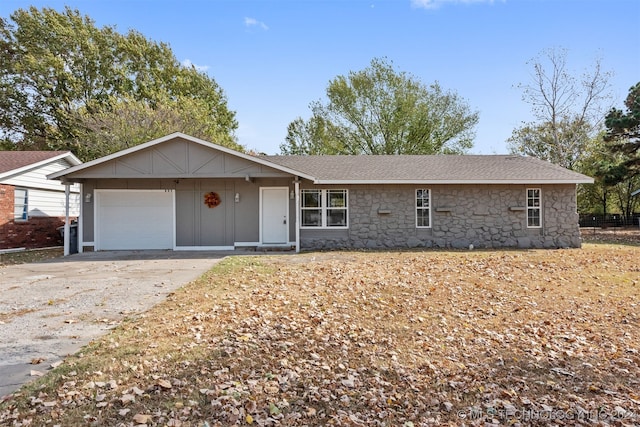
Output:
[0,250,243,398]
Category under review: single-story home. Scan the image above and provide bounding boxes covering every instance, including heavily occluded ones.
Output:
[48,132,593,253]
[0,151,81,250]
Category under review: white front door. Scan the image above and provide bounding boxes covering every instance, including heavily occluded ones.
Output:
[261,187,289,244]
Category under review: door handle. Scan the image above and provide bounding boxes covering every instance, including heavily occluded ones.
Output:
[283,217,287,225]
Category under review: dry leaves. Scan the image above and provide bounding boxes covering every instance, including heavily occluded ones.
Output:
[1,245,639,426]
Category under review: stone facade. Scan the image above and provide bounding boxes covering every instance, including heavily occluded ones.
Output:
[300,184,582,250]
[0,184,67,250]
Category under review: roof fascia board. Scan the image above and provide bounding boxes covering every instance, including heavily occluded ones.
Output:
[312,179,595,185]
[47,132,316,181]
[1,152,81,181]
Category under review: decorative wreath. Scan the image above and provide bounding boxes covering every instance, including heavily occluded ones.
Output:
[204,191,221,208]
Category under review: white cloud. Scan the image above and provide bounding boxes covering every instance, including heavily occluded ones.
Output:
[411,0,503,9]
[181,59,209,72]
[244,17,269,30]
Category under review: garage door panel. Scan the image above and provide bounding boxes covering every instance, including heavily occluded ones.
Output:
[97,191,173,250]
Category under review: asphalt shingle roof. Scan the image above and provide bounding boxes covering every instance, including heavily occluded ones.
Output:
[263,154,593,184]
[43,133,592,185]
[0,151,70,175]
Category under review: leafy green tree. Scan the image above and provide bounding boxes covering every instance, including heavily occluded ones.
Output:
[604,82,640,175]
[576,130,639,224]
[282,117,345,155]
[72,95,244,160]
[508,48,611,170]
[280,58,479,155]
[576,134,616,217]
[611,175,640,223]
[0,7,238,159]
[508,118,590,170]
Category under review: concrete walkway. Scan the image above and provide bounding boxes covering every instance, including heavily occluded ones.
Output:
[0,250,247,398]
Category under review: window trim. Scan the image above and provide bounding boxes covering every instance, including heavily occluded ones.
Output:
[415,188,432,229]
[300,189,349,229]
[14,187,28,222]
[527,187,542,228]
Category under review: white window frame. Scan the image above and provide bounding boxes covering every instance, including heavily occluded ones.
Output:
[527,188,542,228]
[416,188,431,228]
[300,189,348,229]
[14,187,28,221]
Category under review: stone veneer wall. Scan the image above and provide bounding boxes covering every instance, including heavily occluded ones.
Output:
[300,184,582,250]
[0,184,67,250]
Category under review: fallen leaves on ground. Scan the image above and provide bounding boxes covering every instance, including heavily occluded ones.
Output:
[1,244,639,426]
[581,227,640,246]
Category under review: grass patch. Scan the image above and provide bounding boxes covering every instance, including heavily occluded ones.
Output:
[2,246,639,426]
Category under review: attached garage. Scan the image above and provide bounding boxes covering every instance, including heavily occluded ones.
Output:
[95,190,174,250]
[49,134,303,253]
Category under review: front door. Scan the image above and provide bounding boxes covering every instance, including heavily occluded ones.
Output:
[261,187,289,244]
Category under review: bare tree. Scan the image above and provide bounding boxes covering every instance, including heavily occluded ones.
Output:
[508,48,612,169]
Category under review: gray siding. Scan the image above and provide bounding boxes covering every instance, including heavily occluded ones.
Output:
[175,185,233,246]
[300,184,581,250]
[66,137,291,180]
[80,178,294,247]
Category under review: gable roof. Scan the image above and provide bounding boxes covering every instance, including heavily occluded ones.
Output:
[48,132,316,182]
[264,154,594,184]
[0,151,82,180]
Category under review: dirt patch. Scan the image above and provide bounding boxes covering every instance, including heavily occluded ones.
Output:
[0,308,39,324]
[0,248,63,268]
[2,246,638,426]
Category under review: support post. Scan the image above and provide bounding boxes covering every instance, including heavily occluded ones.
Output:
[295,180,300,253]
[63,183,70,256]
[78,183,84,253]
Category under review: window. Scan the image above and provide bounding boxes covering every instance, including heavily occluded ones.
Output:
[14,188,28,221]
[416,189,431,228]
[527,188,541,228]
[301,189,348,228]
[301,189,322,227]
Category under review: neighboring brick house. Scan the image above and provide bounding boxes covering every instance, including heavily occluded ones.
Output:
[0,151,81,250]
[49,133,593,253]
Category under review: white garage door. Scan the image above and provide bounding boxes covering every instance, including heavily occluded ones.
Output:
[96,190,174,250]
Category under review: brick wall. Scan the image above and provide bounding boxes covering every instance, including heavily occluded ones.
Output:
[0,184,70,250]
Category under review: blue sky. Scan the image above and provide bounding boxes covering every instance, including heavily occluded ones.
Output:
[1,0,639,154]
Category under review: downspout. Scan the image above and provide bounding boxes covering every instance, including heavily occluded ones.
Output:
[63,183,70,256]
[295,179,300,253]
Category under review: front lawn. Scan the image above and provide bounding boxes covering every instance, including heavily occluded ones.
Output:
[2,245,639,426]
